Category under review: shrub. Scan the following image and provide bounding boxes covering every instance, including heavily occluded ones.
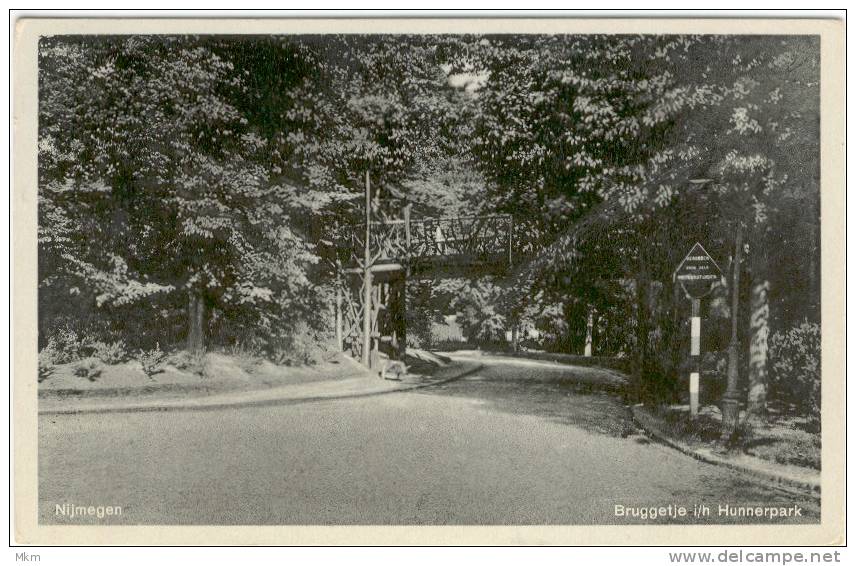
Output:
[167,349,206,376]
[270,322,334,366]
[72,357,103,381]
[406,332,424,350]
[90,340,128,365]
[726,419,755,451]
[226,341,262,374]
[138,343,167,378]
[38,340,58,381]
[769,320,820,427]
[167,350,191,370]
[697,351,727,405]
[47,325,85,364]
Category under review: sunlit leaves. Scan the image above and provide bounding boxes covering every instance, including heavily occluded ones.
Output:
[38,35,326,336]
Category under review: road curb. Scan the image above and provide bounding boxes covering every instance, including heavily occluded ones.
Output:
[37,370,371,401]
[39,362,483,417]
[630,405,820,500]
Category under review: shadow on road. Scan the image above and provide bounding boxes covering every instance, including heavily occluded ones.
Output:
[415,357,640,439]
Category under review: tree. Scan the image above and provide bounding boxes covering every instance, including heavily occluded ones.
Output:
[449,35,708,396]
[38,36,324,352]
[641,35,820,419]
[447,34,819,411]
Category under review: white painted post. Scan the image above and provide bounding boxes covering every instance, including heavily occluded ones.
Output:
[689,372,700,417]
[690,315,700,357]
[584,309,594,357]
[690,298,701,418]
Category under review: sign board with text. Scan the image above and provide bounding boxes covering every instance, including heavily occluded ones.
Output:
[674,242,722,299]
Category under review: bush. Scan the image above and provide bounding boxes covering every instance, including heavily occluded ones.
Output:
[406,332,424,350]
[90,339,128,364]
[696,351,728,405]
[38,340,59,381]
[168,349,195,370]
[41,325,123,365]
[138,343,167,378]
[769,320,820,426]
[47,325,85,364]
[270,322,334,366]
[166,349,207,376]
[72,357,103,381]
[226,341,262,374]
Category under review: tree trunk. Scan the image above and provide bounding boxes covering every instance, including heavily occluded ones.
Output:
[390,273,407,361]
[808,205,820,316]
[721,222,744,439]
[511,323,520,353]
[632,268,650,404]
[748,276,770,418]
[186,291,206,353]
[335,279,343,352]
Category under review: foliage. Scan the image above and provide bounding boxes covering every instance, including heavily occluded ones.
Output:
[452,34,818,403]
[36,34,821,414]
[166,349,205,376]
[38,342,58,381]
[431,278,506,343]
[38,36,325,357]
[405,280,449,350]
[270,322,335,366]
[225,341,264,374]
[138,343,168,378]
[38,35,471,363]
[768,321,820,426]
[45,325,86,364]
[744,424,820,470]
[90,340,129,365]
[72,357,104,381]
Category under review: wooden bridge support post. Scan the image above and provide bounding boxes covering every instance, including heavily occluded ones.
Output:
[370,282,381,370]
[399,203,411,362]
[389,273,407,361]
[335,271,343,353]
[362,269,374,367]
[399,276,407,360]
[403,204,412,259]
[336,278,344,352]
[362,170,372,368]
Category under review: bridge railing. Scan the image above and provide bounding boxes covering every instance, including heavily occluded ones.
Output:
[335,214,515,268]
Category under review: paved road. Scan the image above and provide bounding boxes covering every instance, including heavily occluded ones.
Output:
[39,354,819,525]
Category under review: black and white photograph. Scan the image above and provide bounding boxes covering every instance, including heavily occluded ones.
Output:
[12,15,845,547]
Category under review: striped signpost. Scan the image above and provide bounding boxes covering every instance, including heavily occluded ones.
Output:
[674,243,722,419]
[689,298,701,417]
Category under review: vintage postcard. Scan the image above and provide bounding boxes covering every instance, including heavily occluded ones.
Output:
[12,16,845,546]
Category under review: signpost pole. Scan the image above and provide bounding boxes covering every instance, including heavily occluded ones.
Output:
[690,298,701,419]
[674,242,721,421]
